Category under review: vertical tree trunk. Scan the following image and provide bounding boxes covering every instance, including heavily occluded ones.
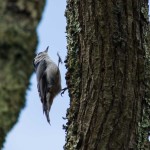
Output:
[0,0,45,148]
[64,0,150,149]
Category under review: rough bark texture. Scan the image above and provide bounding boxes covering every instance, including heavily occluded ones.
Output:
[64,0,150,149]
[0,0,45,148]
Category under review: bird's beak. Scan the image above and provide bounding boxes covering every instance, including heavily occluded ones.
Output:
[45,46,49,53]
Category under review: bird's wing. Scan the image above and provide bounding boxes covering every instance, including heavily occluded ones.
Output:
[36,60,47,102]
[36,60,47,82]
[36,60,52,124]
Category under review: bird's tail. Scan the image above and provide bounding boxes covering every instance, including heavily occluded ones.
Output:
[43,92,54,125]
[45,110,50,125]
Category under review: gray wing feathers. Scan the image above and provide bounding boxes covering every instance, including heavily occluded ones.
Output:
[36,60,46,82]
[36,60,50,123]
[36,60,47,102]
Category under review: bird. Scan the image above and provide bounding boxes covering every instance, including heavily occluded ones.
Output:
[33,46,62,124]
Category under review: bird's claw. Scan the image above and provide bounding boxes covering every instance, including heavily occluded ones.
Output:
[61,87,68,96]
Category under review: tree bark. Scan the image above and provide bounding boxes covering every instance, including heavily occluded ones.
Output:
[0,0,45,148]
[64,0,150,149]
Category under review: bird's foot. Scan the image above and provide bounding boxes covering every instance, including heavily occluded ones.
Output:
[61,87,68,96]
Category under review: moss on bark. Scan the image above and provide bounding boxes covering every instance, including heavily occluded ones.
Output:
[0,0,45,148]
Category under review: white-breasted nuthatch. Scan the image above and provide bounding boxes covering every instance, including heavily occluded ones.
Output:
[33,46,62,124]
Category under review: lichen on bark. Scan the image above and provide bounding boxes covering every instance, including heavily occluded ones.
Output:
[64,0,81,149]
[0,0,45,148]
[64,0,150,149]
[138,3,150,149]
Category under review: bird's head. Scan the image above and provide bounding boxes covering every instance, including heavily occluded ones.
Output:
[33,46,49,69]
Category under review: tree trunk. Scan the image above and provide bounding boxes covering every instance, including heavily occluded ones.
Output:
[64,0,150,149]
[0,0,45,148]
